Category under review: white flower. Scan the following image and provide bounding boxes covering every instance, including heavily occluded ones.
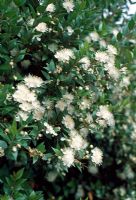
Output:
[99,40,107,48]
[26,92,36,102]
[85,36,91,43]
[79,128,88,138]
[46,3,56,13]
[54,65,62,74]
[96,105,115,127]
[79,57,90,70]
[96,119,107,127]
[112,29,119,37]
[69,132,87,150]
[63,0,74,13]
[31,100,41,109]
[0,147,4,157]
[85,113,93,124]
[16,111,28,121]
[63,115,75,129]
[131,132,136,140]
[13,84,36,103]
[120,76,130,87]
[13,78,45,122]
[62,148,74,167]
[55,100,67,111]
[24,74,43,88]
[67,26,74,35]
[44,122,57,136]
[80,98,91,110]
[95,51,109,63]
[54,48,74,63]
[67,104,74,114]
[105,63,120,80]
[43,99,53,110]
[69,129,78,135]
[89,32,99,41]
[95,49,119,79]
[20,100,38,112]
[120,67,127,75]
[39,0,44,5]
[95,49,119,80]
[63,93,74,104]
[16,83,29,92]
[19,102,33,112]
[33,106,45,121]
[107,45,117,55]
[91,147,103,165]
[35,22,48,32]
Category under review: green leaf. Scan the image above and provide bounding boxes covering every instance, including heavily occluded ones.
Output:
[117,32,122,40]
[0,64,11,74]
[16,49,27,62]
[9,120,18,136]
[32,156,38,164]
[42,153,53,161]
[0,195,11,200]
[0,129,10,143]
[42,70,50,80]
[0,140,8,149]
[52,148,62,156]
[133,47,136,57]
[15,168,24,180]
[128,19,135,30]
[14,0,26,6]
[37,143,46,153]
[46,60,56,72]
[12,149,18,161]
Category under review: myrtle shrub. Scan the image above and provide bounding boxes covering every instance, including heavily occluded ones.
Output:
[0,0,135,199]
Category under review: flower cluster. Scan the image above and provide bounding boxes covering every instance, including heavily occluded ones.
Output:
[62,0,75,13]
[54,48,75,63]
[96,105,115,127]
[95,47,120,80]
[91,147,103,165]
[44,122,57,136]
[12,30,124,169]
[35,22,48,33]
[63,115,75,130]
[61,148,75,167]
[85,31,120,80]
[28,147,44,158]
[46,3,56,13]
[9,1,128,176]
[79,57,91,71]
[69,130,87,150]
[13,75,45,121]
